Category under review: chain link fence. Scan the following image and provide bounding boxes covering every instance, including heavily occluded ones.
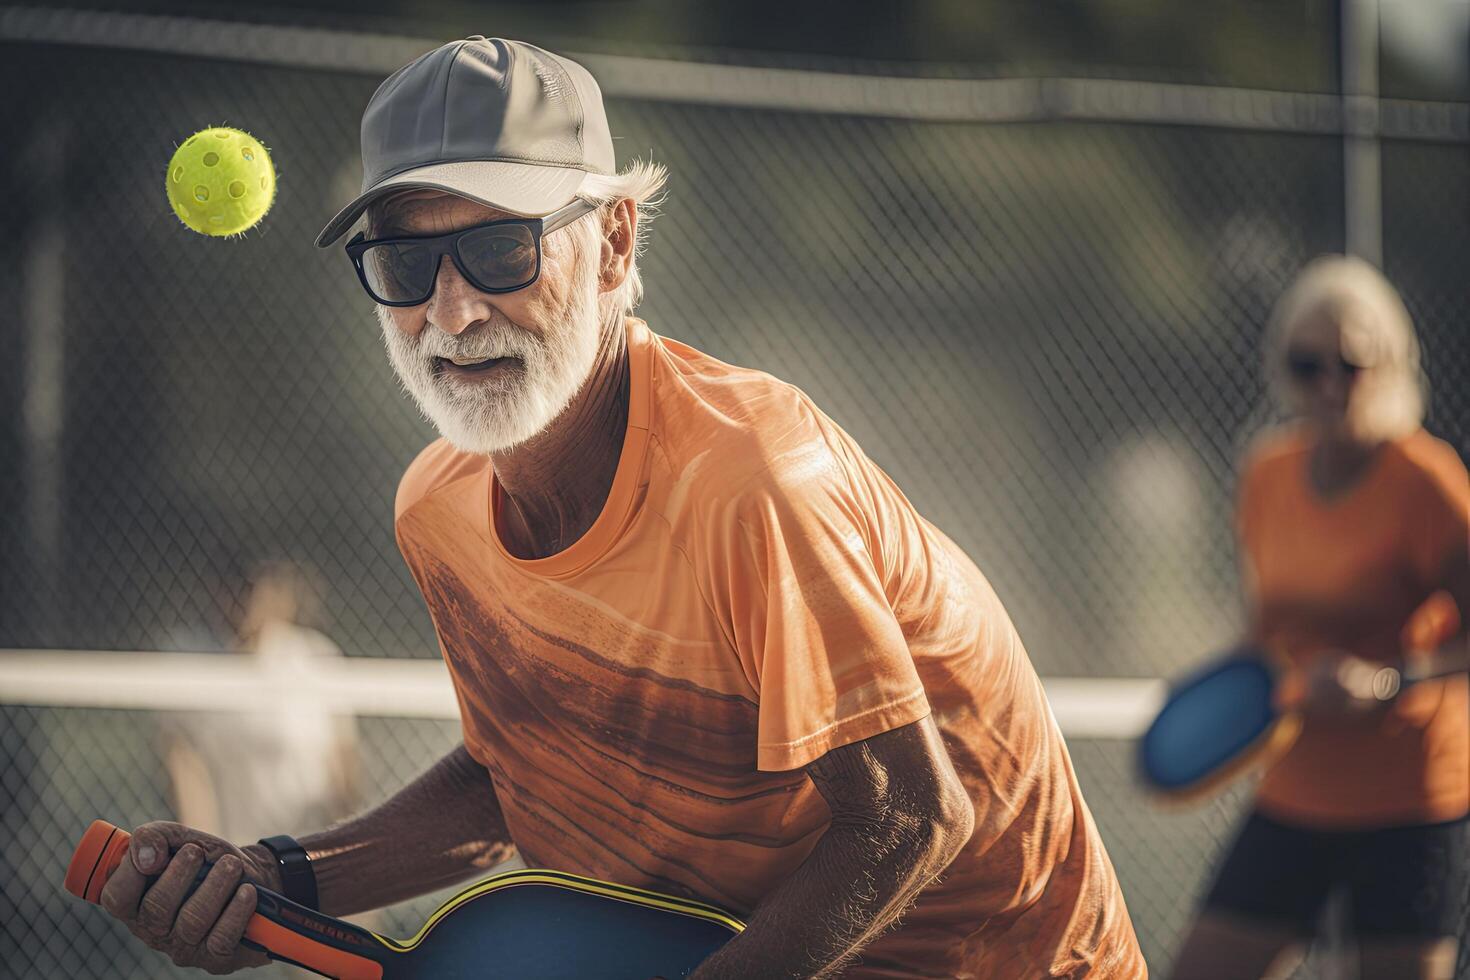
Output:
[1,16,1466,979]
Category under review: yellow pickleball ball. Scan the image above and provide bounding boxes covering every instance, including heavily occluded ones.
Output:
[165,127,276,237]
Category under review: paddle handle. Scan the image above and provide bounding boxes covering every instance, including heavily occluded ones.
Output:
[1323,651,1468,703]
[65,820,388,980]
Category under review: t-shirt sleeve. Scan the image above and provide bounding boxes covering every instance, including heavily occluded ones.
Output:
[699,453,930,772]
[1407,446,1470,592]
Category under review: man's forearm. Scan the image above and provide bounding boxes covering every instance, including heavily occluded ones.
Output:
[690,804,967,979]
[244,744,514,917]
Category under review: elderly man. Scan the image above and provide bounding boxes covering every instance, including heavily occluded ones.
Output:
[100,38,1144,978]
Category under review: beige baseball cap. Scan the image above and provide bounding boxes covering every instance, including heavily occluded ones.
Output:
[315,36,614,248]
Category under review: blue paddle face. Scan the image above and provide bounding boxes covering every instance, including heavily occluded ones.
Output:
[1139,653,1279,795]
[384,880,738,979]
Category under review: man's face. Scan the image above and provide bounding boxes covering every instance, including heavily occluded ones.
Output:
[372,190,603,455]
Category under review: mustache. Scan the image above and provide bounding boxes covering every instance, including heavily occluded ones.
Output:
[380,309,538,364]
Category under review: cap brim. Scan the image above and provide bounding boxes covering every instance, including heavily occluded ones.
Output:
[314,160,590,248]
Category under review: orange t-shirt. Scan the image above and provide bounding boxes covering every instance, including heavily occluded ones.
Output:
[1238,426,1470,829]
[394,319,1144,978]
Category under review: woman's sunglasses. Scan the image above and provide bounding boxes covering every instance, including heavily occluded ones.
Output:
[344,198,598,307]
[1285,350,1364,384]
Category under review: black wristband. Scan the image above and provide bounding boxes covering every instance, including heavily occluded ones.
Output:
[257,835,319,911]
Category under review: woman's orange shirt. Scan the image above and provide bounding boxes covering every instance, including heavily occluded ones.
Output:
[1238,426,1470,829]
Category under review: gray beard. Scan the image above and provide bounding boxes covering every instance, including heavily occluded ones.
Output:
[378,274,606,456]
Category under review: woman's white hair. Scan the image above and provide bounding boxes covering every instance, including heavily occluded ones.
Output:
[570,158,669,318]
[1264,254,1426,441]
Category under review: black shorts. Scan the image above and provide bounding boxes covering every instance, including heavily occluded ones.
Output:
[1203,810,1470,938]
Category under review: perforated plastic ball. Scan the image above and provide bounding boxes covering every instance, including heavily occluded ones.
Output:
[165,127,276,237]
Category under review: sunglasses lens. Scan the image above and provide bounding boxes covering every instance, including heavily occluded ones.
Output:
[458,224,539,290]
[362,242,437,304]
[1287,355,1322,382]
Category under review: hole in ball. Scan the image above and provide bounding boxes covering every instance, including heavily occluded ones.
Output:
[186,137,198,147]
[210,215,225,224]
[215,130,231,139]
[171,166,183,183]
[228,180,246,199]
[260,176,269,190]
[194,185,209,202]
[241,147,254,161]
[203,152,220,167]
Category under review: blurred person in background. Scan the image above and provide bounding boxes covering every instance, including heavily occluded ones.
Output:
[91,36,1146,978]
[162,562,362,846]
[1169,256,1470,980]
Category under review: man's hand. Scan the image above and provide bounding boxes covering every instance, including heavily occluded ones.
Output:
[97,746,515,972]
[98,821,281,975]
[690,717,974,979]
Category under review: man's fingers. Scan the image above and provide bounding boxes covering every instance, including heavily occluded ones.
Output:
[172,855,243,947]
[136,843,204,937]
[99,854,149,922]
[204,884,260,964]
[129,821,188,875]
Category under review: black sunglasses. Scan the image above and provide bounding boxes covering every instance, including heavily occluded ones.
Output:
[1285,350,1363,384]
[344,198,598,307]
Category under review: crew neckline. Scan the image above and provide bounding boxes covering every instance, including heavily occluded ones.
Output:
[481,318,655,579]
[1297,431,1397,509]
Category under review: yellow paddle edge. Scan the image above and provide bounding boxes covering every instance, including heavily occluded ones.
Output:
[369,868,746,954]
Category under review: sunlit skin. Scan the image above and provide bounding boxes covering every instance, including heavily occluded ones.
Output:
[376,190,639,560]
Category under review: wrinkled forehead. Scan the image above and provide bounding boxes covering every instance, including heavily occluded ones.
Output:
[369,189,519,236]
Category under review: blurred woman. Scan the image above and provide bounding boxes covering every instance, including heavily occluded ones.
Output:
[1170,256,1469,980]
[163,563,362,844]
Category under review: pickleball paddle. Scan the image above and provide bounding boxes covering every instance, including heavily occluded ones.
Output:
[66,820,742,979]
[1137,646,1298,802]
[1138,643,1462,802]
